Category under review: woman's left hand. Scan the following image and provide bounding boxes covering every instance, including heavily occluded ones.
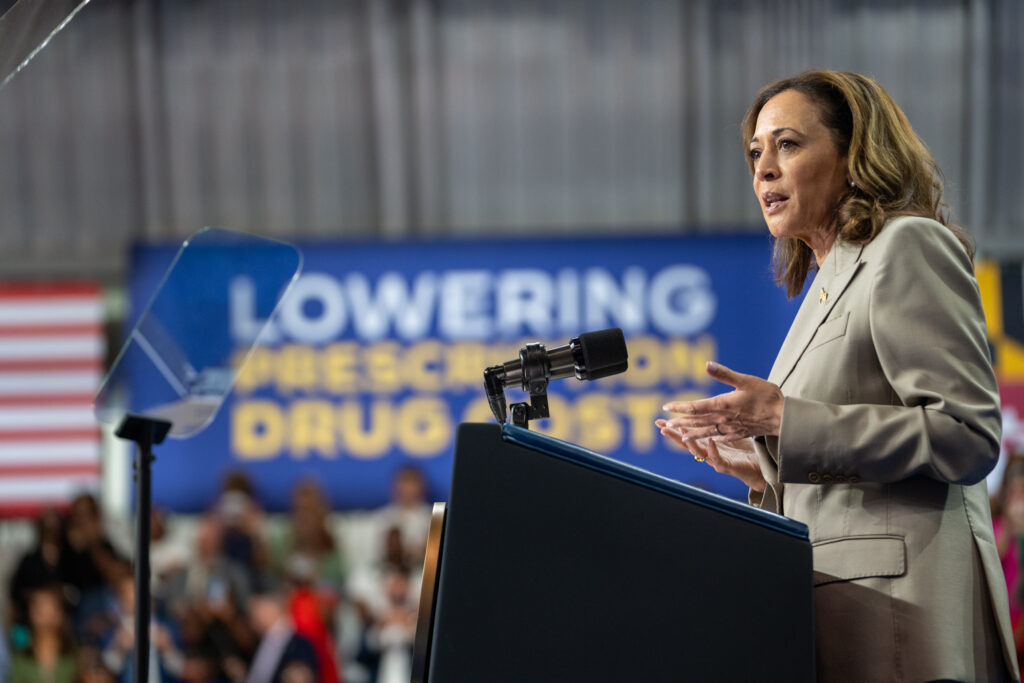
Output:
[655,422,766,492]
[662,361,784,441]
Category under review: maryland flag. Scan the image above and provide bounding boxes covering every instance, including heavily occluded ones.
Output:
[978,261,1024,461]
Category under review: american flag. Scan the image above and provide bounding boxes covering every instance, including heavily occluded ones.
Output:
[0,282,105,517]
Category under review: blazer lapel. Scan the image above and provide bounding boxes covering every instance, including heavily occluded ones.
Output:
[768,240,865,388]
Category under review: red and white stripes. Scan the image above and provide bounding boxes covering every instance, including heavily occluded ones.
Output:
[0,283,105,517]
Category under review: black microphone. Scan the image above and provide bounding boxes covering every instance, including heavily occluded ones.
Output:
[484,328,629,424]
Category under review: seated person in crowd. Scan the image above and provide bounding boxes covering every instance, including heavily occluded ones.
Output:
[101,571,186,682]
[216,472,271,589]
[10,584,77,683]
[76,645,117,683]
[270,479,346,591]
[8,507,72,629]
[64,493,128,644]
[245,587,319,683]
[374,466,432,568]
[361,563,417,683]
[163,514,258,681]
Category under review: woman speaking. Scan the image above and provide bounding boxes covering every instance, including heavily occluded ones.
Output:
[657,71,1018,681]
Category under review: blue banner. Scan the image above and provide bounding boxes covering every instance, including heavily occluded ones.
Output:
[127,234,799,512]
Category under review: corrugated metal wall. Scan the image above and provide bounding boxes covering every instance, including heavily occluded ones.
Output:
[0,0,1020,278]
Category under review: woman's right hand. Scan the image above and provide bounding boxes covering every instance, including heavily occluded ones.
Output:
[656,420,766,493]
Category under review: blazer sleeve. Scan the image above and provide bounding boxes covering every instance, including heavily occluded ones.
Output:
[749,436,782,511]
[775,218,1002,486]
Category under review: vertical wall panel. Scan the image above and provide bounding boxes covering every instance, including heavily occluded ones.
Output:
[0,0,1019,278]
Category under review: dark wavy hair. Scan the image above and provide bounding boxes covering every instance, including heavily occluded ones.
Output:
[741,70,972,297]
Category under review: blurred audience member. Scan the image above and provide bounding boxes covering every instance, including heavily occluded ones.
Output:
[10,584,77,683]
[272,479,346,589]
[347,525,421,683]
[9,507,72,627]
[995,454,1024,665]
[0,620,9,683]
[216,472,270,588]
[179,646,220,683]
[76,646,116,683]
[245,588,319,683]
[285,557,341,683]
[164,514,257,681]
[150,507,192,607]
[361,565,417,683]
[375,466,431,567]
[165,515,251,614]
[64,493,127,642]
[100,572,185,682]
[348,526,421,614]
[268,479,347,679]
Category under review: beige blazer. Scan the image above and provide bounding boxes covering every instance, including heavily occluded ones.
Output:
[750,216,1019,682]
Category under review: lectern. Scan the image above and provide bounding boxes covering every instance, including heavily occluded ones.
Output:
[413,423,815,682]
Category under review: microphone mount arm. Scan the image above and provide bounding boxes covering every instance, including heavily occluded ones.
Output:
[483,328,627,430]
[484,342,555,430]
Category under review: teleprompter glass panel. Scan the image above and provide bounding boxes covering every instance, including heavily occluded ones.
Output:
[0,0,92,92]
[95,227,302,438]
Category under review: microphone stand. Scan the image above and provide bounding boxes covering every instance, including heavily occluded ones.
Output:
[483,329,628,430]
[485,342,551,430]
[486,365,550,429]
[115,414,172,683]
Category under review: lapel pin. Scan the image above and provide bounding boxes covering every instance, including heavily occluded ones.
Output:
[819,287,828,304]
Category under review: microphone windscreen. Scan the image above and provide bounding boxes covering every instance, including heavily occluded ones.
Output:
[578,328,628,379]
[587,360,629,380]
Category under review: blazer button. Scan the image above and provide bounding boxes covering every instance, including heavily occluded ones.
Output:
[848,476,860,484]
[821,474,834,484]
[808,472,821,484]
[835,475,847,484]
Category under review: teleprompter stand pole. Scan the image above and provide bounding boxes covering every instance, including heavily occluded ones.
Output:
[115,415,171,683]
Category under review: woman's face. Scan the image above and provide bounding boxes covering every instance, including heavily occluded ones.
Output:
[749,89,849,253]
[29,590,64,631]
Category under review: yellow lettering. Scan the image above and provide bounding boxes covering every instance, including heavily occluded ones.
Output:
[574,393,620,453]
[404,341,443,392]
[622,336,660,389]
[665,336,717,385]
[364,342,402,393]
[278,345,318,393]
[396,397,453,457]
[621,393,661,452]
[232,400,285,460]
[446,342,488,390]
[288,400,336,458]
[235,348,271,393]
[322,342,359,393]
[338,399,392,459]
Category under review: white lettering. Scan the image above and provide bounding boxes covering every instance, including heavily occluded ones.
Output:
[496,269,554,337]
[229,276,278,344]
[345,272,437,341]
[584,267,646,333]
[438,271,492,339]
[230,263,719,344]
[649,265,717,336]
[278,273,348,344]
[556,269,579,335]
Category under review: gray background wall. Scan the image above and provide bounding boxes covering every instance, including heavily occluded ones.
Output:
[0,0,1020,279]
